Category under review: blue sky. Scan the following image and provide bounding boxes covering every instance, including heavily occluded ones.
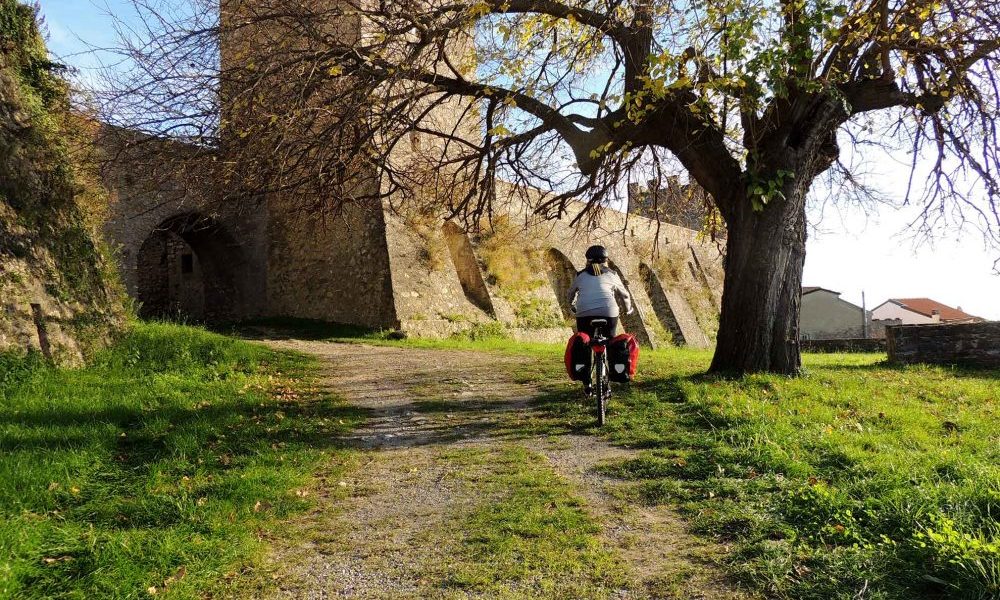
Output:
[35,0,1000,320]
[39,1,127,63]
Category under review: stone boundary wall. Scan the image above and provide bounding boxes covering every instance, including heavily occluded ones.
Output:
[887,322,1000,367]
[801,338,886,353]
[870,318,903,340]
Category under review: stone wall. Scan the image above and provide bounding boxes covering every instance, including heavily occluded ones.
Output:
[1,4,123,364]
[101,157,724,344]
[99,129,269,323]
[265,192,400,329]
[887,322,1000,367]
[384,195,723,347]
[801,338,886,353]
[870,318,902,339]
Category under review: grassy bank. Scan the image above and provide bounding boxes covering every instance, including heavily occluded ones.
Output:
[266,319,997,599]
[0,323,362,599]
[518,350,999,600]
[583,352,1000,599]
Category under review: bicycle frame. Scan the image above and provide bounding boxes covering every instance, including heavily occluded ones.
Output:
[587,319,612,426]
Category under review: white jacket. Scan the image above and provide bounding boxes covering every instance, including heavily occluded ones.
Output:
[567,269,633,318]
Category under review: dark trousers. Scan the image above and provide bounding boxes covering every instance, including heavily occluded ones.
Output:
[576,316,618,339]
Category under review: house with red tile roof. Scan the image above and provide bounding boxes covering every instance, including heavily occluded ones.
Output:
[870,298,983,325]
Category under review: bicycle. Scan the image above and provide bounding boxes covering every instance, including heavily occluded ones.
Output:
[587,318,612,426]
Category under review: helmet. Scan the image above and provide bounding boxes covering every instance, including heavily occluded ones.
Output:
[585,245,609,263]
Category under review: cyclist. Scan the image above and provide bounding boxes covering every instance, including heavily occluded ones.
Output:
[567,245,634,393]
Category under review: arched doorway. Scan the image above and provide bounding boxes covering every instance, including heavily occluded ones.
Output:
[136,213,246,322]
[546,249,578,321]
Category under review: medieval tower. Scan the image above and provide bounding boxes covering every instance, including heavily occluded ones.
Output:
[99,1,724,347]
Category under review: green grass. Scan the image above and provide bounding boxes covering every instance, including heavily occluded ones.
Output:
[438,446,626,597]
[528,351,1000,599]
[0,322,363,599]
[228,318,1000,598]
[231,316,560,355]
[279,318,997,600]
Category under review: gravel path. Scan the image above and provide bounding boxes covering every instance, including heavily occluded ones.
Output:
[255,337,749,600]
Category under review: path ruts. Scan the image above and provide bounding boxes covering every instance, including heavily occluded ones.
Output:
[255,336,750,600]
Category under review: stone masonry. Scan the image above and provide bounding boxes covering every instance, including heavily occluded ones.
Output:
[100,146,724,348]
[97,0,725,348]
[887,322,1000,367]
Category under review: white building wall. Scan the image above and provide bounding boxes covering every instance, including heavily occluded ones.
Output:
[871,302,937,325]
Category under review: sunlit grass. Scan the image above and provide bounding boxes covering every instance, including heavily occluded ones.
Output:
[232,317,1000,598]
[0,322,363,599]
[437,446,627,597]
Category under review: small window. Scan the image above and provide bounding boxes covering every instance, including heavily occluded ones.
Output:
[181,253,194,274]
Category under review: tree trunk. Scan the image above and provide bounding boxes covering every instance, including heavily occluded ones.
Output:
[709,186,807,375]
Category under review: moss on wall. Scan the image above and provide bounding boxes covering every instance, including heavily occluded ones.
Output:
[0,0,124,363]
[475,216,565,329]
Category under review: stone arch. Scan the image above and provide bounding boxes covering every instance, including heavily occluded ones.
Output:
[136,213,247,322]
[545,248,578,320]
[442,221,495,316]
[606,260,652,346]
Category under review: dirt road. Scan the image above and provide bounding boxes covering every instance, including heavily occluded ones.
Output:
[257,338,748,600]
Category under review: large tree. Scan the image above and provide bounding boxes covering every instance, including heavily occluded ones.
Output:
[95,0,999,373]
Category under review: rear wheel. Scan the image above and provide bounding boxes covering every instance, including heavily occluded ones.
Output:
[595,355,607,426]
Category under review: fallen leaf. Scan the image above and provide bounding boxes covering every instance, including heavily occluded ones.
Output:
[164,565,187,586]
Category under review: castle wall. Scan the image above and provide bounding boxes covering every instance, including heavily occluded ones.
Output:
[384,195,724,347]
[99,131,269,322]
[381,214,496,335]
[263,195,399,329]
[98,1,725,339]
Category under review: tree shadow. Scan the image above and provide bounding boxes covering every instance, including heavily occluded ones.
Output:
[1,384,371,530]
[222,318,386,342]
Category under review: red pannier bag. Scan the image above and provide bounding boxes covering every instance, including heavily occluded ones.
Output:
[608,333,639,383]
[564,332,592,381]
